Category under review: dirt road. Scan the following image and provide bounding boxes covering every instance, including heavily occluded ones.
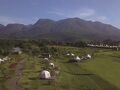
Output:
[6,60,26,90]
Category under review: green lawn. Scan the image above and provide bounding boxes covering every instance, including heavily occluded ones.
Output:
[81,51,120,89]
[19,47,120,90]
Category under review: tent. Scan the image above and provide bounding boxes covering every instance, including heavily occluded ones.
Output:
[3,56,10,61]
[87,54,91,59]
[71,53,75,56]
[49,63,54,67]
[69,56,81,62]
[39,70,51,79]
[40,53,52,58]
[43,58,49,61]
[66,53,70,56]
[72,56,81,62]
[0,58,4,63]
[75,56,81,61]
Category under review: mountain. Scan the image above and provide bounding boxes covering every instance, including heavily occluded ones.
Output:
[0,18,120,41]
[0,24,4,29]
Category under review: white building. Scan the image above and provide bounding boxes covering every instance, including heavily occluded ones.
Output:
[12,47,22,54]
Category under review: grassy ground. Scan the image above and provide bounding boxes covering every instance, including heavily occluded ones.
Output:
[19,46,120,90]
[1,46,120,90]
[81,50,120,89]
[0,54,24,90]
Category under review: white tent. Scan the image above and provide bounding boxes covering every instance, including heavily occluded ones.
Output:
[69,56,81,62]
[48,54,52,58]
[43,58,49,61]
[40,53,52,58]
[74,56,81,61]
[0,58,4,63]
[87,54,91,59]
[3,56,10,61]
[39,70,51,79]
[66,53,70,56]
[49,63,54,67]
[71,53,75,56]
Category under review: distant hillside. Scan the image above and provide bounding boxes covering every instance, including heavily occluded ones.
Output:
[0,18,120,41]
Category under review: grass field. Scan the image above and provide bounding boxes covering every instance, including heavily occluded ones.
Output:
[1,46,120,90]
[19,46,120,90]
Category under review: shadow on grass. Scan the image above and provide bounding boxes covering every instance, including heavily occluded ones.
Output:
[90,75,120,90]
[64,71,95,76]
[28,77,38,80]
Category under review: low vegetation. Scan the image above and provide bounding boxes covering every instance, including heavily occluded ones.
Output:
[0,40,120,90]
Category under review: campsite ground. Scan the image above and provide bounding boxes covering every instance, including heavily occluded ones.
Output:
[1,46,120,90]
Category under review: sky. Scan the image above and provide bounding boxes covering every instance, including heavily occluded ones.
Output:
[0,0,120,28]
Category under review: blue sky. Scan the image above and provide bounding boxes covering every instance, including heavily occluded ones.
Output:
[0,0,120,28]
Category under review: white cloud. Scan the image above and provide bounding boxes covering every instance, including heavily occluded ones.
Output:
[86,16,110,24]
[96,16,109,22]
[49,8,111,24]
[74,8,95,18]
[49,8,96,18]
[0,16,30,25]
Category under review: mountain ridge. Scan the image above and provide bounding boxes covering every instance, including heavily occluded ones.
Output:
[0,18,120,41]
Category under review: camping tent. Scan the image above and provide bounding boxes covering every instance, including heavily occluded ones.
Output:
[69,56,81,62]
[39,70,51,79]
[43,58,49,61]
[49,63,54,67]
[3,56,10,61]
[71,53,75,56]
[0,58,4,63]
[87,54,91,59]
[75,56,81,61]
[66,53,70,56]
[40,53,51,58]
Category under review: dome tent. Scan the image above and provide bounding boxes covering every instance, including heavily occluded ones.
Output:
[72,56,81,62]
[49,63,54,67]
[87,54,91,59]
[0,58,4,63]
[39,70,51,79]
[69,56,81,62]
[71,53,75,56]
[66,53,70,56]
[43,58,49,61]
[75,56,81,61]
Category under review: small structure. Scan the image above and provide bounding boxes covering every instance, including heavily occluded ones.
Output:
[49,63,54,68]
[75,56,81,61]
[43,58,49,61]
[66,53,70,56]
[86,54,91,59]
[12,47,22,54]
[81,54,92,60]
[3,56,10,61]
[116,47,119,51]
[66,53,75,57]
[0,58,4,63]
[40,53,52,59]
[69,56,81,62]
[39,70,51,79]
[71,53,75,57]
